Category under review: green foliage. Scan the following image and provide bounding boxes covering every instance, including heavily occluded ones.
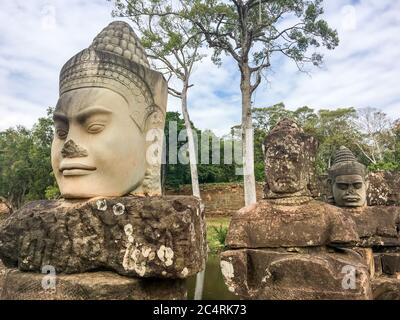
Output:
[184,0,338,70]
[1,106,398,208]
[211,224,228,246]
[251,103,400,177]
[0,108,59,209]
[163,112,243,189]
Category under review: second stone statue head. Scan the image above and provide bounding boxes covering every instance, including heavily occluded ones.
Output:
[263,119,318,198]
[51,21,167,199]
[328,146,369,207]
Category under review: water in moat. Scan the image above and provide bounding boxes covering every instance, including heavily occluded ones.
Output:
[187,254,239,300]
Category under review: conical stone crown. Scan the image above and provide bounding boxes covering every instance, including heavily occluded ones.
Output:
[90,21,150,68]
[333,146,357,164]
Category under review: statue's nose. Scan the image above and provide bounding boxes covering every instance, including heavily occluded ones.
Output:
[61,139,88,158]
[347,185,356,194]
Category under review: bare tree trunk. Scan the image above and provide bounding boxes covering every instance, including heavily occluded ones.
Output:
[181,85,200,198]
[240,65,257,206]
[181,84,204,300]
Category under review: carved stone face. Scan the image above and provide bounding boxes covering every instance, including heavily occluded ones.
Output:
[51,87,146,198]
[265,139,307,194]
[332,174,368,207]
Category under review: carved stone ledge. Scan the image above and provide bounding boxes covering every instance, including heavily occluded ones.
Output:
[0,196,207,279]
[1,269,186,300]
[221,248,372,300]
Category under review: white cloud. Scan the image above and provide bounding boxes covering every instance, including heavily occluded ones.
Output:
[256,0,400,120]
[0,0,399,135]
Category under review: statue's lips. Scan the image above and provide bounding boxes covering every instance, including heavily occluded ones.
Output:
[343,196,361,202]
[60,163,96,176]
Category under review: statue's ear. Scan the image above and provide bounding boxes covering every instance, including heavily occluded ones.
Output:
[141,107,166,196]
[144,107,164,132]
[365,178,370,191]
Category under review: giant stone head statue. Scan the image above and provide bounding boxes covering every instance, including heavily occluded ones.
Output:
[328,146,369,207]
[51,21,167,199]
[263,119,318,199]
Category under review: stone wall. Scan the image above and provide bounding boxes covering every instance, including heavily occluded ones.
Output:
[165,171,400,217]
[166,183,264,216]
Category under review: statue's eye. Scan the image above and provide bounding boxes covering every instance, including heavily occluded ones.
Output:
[87,123,105,133]
[337,183,348,190]
[56,128,68,139]
[353,183,363,189]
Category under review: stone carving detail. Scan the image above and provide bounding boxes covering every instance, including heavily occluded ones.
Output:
[328,146,368,208]
[0,196,207,279]
[263,119,318,199]
[0,21,205,300]
[1,270,186,300]
[54,21,167,199]
[90,21,150,68]
[327,146,400,299]
[221,119,372,300]
[60,139,88,158]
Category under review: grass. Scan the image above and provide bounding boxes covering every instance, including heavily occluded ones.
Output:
[206,217,231,254]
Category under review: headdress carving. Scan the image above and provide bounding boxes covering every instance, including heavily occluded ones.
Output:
[59,21,164,132]
[328,146,367,180]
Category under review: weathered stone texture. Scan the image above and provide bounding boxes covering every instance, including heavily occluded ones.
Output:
[0,259,5,298]
[368,171,400,206]
[0,195,206,279]
[221,249,372,300]
[342,206,400,246]
[1,269,186,300]
[226,199,359,248]
[164,171,400,218]
[372,277,400,300]
[318,171,400,207]
[166,183,264,216]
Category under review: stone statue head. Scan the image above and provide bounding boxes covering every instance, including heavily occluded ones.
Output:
[328,146,369,207]
[263,119,318,199]
[51,21,167,199]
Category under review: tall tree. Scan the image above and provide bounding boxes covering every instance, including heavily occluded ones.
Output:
[111,3,207,299]
[179,0,339,205]
[355,107,395,166]
[112,0,205,200]
[314,107,360,172]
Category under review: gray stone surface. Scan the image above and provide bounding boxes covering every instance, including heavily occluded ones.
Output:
[0,259,5,298]
[0,196,207,279]
[342,206,400,246]
[372,276,400,300]
[221,249,372,300]
[1,268,186,300]
[226,199,359,248]
[222,119,372,300]
[368,171,400,206]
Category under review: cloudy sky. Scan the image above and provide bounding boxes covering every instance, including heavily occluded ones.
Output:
[0,0,399,136]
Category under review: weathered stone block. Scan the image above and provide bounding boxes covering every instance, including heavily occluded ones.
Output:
[220,249,372,300]
[368,171,400,206]
[226,199,358,248]
[372,277,400,300]
[0,196,206,279]
[354,248,374,278]
[0,259,5,298]
[373,254,383,276]
[1,268,186,300]
[380,253,400,275]
[342,206,400,247]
